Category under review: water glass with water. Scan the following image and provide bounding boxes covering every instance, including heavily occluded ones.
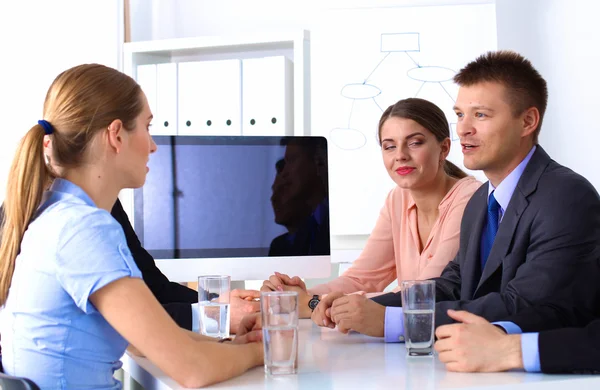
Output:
[197,275,231,339]
[260,291,299,375]
[401,280,436,356]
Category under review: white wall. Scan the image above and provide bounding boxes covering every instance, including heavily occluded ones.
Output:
[128,0,496,256]
[496,0,600,190]
[0,0,123,203]
[129,0,495,42]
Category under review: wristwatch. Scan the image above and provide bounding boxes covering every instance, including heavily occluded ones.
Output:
[308,294,320,311]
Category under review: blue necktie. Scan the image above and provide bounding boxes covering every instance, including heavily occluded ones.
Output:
[481,192,500,269]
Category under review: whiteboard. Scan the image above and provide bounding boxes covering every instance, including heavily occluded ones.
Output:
[310,4,497,235]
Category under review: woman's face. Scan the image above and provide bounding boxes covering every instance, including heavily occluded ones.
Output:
[380,116,449,190]
[120,92,157,189]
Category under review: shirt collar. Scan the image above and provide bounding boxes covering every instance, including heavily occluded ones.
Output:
[488,145,536,211]
[48,178,97,207]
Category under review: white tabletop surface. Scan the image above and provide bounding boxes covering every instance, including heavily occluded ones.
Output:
[121,320,600,390]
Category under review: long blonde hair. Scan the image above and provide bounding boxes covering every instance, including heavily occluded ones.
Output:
[0,64,143,306]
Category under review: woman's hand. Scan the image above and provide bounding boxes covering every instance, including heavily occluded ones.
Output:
[231,313,264,368]
[232,313,263,345]
[261,272,313,318]
[261,272,307,293]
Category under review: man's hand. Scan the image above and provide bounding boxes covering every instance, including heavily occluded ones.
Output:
[230,289,261,334]
[329,293,385,337]
[434,310,523,372]
[232,313,262,345]
[311,291,344,328]
[261,272,312,318]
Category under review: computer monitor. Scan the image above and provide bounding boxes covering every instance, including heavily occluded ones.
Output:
[130,135,331,282]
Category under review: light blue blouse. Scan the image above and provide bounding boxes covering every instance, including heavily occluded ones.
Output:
[0,179,142,389]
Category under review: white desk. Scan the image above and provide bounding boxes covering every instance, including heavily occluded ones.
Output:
[121,320,600,390]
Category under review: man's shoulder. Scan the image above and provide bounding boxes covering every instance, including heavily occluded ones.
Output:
[462,180,488,213]
[538,159,597,192]
[525,159,599,208]
[269,233,290,252]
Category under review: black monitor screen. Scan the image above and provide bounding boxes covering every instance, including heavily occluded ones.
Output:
[134,136,330,259]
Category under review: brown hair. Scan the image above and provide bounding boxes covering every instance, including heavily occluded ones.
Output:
[0,64,143,306]
[378,98,467,179]
[453,50,548,143]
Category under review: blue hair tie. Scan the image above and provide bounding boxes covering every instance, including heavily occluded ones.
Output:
[38,120,54,135]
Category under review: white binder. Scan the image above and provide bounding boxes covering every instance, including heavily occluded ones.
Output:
[136,64,157,129]
[155,63,178,136]
[241,56,293,136]
[178,59,242,136]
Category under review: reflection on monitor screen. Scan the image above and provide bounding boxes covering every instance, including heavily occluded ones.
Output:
[134,136,330,265]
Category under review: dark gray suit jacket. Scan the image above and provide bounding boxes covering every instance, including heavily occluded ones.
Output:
[372,146,600,327]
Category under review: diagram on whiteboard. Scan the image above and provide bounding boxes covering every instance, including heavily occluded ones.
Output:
[311,4,497,235]
[330,32,459,150]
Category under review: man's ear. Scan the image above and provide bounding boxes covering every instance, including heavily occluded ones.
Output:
[107,119,125,153]
[521,107,540,139]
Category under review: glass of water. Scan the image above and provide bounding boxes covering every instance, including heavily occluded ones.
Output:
[197,275,231,339]
[260,291,299,376]
[401,280,436,357]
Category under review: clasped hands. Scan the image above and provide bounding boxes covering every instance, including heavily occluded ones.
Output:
[261,272,386,337]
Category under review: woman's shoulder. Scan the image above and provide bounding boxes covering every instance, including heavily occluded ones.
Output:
[385,184,411,208]
[50,198,115,226]
[38,198,121,246]
[444,176,483,206]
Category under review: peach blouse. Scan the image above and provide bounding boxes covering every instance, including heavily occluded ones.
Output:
[310,176,481,295]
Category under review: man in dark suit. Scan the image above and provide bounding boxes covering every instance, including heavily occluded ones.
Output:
[0,200,260,332]
[309,50,600,340]
[268,137,330,257]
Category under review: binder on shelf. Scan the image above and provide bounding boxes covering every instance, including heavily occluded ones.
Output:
[155,63,178,136]
[178,59,242,136]
[136,64,157,126]
[242,56,293,136]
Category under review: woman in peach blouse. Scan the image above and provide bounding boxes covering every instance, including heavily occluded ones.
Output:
[262,98,481,318]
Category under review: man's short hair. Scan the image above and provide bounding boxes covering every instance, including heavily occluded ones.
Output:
[454,50,548,143]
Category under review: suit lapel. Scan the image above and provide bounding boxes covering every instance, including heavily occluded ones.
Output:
[475,146,552,293]
[462,186,488,298]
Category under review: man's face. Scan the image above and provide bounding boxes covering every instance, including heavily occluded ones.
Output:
[271,144,319,227]
[454,82,526,177]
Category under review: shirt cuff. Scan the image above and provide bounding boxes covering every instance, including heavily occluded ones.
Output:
[521,333,541,372]
[384,307,405,343]
[191,303,199,332]
[492,321,523,334]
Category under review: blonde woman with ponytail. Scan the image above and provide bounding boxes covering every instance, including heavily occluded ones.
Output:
[0,64,263,389]
[263,98,482,322]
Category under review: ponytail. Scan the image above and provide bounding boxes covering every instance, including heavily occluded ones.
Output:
[443,160,468,180]
[0,124,53,306]
[0,64,143,306]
